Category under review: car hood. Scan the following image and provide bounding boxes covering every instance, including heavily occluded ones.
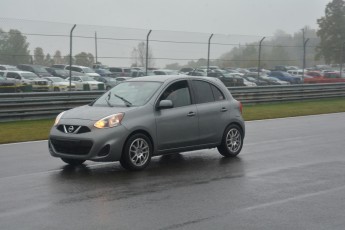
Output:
[61,105,137,121]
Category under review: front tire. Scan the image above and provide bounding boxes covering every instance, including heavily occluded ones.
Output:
[120,134,152,171]
[217,124,243,157]
[61,158,85,166]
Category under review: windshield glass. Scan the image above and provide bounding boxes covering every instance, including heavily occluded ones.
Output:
[93,81,162,107]
[32,66,49,73]
[50,77,66,82]
[82,67,96,73]
[21,73,38,79]
[98,69,112,74]
[80,76,96,81]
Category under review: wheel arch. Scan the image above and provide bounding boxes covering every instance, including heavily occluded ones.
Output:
[121,129,155,155]
[224,121,245,138]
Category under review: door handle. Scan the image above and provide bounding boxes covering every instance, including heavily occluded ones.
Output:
[220,107,228,112]
[187,112,196,117]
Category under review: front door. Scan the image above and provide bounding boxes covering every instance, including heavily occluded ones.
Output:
[155,80,198,151]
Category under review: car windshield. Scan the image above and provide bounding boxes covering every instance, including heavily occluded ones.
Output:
[103,77,117,82]
[50,77,66,82]
[93,81,162,107]
[80,76,96,81]
[98,69,112,74]
[82,67,96,73]
[21,73,38,79]
[56,69,68,75]
[32,66,49,73]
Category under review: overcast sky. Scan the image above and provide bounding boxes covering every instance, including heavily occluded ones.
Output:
[0,0,332,67]
[1,0,331,36]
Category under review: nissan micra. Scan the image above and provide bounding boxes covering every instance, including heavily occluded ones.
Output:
[49,75,245,170]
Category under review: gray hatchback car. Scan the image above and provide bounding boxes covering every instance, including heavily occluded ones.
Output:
[49,75,245,170]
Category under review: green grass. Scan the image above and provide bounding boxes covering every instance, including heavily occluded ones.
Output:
[1,98,345,144]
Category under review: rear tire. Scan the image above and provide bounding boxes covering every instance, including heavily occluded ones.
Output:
[61,158,85,166]
[120,133,152,171]
[217,124,243,157]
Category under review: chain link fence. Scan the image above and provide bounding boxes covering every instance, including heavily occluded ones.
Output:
[0,18,327,70]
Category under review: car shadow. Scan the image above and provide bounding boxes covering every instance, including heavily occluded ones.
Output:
[49,150,246,203]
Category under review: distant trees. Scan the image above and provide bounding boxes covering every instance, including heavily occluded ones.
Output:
[74,52,95,67]
[213,28,321,69]
[317,0,345,64]
[0,29,31,65]
[131,42,154,68]
[34,47,45,65]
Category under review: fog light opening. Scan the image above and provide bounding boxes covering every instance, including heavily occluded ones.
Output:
[97,145,110,157]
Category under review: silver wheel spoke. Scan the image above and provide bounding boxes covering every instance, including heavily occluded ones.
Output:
[129,138,150,167]
[226,128,241,153]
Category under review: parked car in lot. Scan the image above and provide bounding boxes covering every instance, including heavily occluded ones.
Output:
[153,69,179,75]
[94,69,116,77]
[5,71,49,91]
[269,71,302,84]
[108,67,131,77]
[208,72,245,87]
[17,64,53,77]
[49,75,245,170]
[93,76,118,90]
[51,64,68,69]
[242,76,268,86]
[66,75,105,91]
[0,75,18,93]
[45,68,70,79]
[65,65,100,78]
[43,77,76,91]
[0,65,19,71]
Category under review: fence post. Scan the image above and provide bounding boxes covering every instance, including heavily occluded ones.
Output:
[258,37,266,78]
[146,30,152,76]
[95,32,98,64]
[302,38,310,83]
[207,33,214,74]
[69,24,76,91]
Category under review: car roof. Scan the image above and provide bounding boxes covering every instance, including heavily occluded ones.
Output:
[126,74,222,84]
[6,70,36,74]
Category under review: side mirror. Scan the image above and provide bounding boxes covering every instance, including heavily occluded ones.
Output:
[157,100,173,110]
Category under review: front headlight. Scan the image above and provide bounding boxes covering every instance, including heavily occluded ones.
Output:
[94,113,124,129]
[54,111,65,126]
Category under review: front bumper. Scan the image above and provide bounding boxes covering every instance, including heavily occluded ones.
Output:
[49,120,130,162]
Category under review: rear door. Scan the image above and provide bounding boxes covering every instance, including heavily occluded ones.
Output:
[190,80,229,144]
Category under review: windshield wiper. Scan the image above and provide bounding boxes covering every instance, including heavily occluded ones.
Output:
[114,94,132,107]
[105,92,113,107]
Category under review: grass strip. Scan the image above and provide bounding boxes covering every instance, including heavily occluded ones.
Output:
[1,98,345,144]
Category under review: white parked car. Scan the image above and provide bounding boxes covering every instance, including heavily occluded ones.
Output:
[67,75,105,91]
[5,71,50,91]
[65,65,101,78]
[43,77,76,91]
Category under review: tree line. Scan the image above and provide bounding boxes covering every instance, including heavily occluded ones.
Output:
[0,29,95,67]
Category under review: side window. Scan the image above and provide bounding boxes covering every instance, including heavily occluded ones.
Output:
[211,85,225,101]
[71,67,81,72]
[192,80,215,104]
[7,72,20,79]
[160,80,191,108]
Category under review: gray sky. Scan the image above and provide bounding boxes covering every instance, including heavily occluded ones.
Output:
[0,0,332,67]
[1,0,330,35]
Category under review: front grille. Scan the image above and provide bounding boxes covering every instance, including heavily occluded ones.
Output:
[57,125,91,134]
[35,81,48,85]
[50,138,93,155]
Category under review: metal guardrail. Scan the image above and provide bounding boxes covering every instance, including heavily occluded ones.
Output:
[1,83,345,122]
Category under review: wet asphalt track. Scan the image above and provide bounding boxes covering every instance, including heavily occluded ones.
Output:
[1,113,345,230]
